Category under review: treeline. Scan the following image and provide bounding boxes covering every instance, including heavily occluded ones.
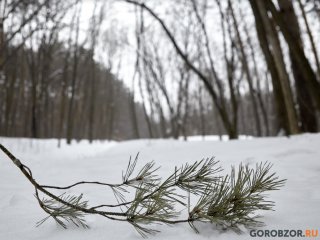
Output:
[0,41,154,141]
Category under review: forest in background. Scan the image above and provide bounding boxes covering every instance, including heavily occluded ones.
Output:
[0,0,320,142]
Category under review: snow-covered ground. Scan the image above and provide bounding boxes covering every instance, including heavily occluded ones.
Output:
[0,134,319,240]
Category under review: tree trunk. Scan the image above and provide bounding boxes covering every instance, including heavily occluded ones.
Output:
[66,9,81,144]
[249,0,290,135]
[250,0,301,135]
[297,0,320,80]
[276,0,318,132]
[266,0,320,111]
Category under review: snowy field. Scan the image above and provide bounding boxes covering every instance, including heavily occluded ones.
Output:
[0,134,319,240]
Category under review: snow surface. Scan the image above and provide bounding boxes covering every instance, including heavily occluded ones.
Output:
[0,134,319,240]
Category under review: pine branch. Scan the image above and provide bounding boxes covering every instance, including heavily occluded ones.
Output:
[0,143,286,237]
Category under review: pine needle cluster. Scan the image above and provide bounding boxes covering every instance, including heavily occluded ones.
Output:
[36,193,89,229]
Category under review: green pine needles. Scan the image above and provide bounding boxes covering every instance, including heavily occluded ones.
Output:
[36,193,89,229]
[0,144,285,238]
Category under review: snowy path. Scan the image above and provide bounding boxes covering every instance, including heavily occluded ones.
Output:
[0,134,319,240]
